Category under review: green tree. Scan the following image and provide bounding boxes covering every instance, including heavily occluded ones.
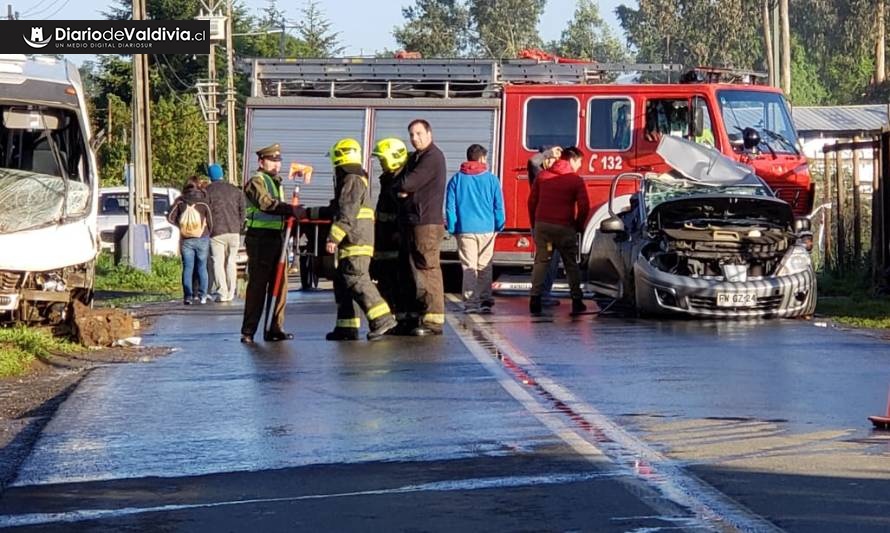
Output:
[239,0,312,57]
[789,0,877,104]
[393,0,471,57]
[469,0,546,58]
[789,36,829,105]
[295,0,344,57]
[617,0,762,69]
[150,97,207,187]
[553,0,628,62]
[97,94,132,186]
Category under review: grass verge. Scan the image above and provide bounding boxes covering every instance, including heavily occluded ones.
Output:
[94,253,182,306]
[817,269,890,329]
[0,327,83,378]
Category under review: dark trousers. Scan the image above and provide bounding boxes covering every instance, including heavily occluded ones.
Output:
[398,224,445,330]
[241,231,287,336]
[334,256,393,330]
[530,222,583,300]
[370,256,400,316]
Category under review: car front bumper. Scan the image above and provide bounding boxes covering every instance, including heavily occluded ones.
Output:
[633,259,816,318]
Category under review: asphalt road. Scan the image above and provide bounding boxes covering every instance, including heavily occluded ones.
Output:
[0,290,888,532]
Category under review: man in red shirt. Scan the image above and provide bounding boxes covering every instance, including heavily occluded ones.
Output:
[527,147,590,316]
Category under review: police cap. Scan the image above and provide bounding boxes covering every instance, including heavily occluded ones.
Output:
[256,143,282,161]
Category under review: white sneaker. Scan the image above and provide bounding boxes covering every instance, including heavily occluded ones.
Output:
[199,296,209,305]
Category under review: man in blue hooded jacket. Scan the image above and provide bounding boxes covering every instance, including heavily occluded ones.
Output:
[446,144,505,313]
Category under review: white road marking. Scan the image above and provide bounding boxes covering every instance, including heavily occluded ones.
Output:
[0,472,617,528]
[445,298,782,533]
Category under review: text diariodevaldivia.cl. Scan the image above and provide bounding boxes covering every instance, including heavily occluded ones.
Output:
[53,27,207,42]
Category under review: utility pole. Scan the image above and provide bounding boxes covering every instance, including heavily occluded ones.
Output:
[780,0,791,95]
[131,0,154,266]
[878,0,886,85]
[208,44,218,164]
[772,1,780,91]
[225,0,238,184]
[762,0,775,87]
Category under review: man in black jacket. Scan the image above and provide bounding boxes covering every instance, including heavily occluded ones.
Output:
[205,163,245,302]
[394,119,447,336]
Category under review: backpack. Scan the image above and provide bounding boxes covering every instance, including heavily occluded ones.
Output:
[178,203,205,238]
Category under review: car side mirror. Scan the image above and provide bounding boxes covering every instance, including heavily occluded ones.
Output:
[600,216,626,235]
[692,106,704,138]
[743,127,761,150]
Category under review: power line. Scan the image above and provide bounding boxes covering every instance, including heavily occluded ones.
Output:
[20,0,53,17]
[157,54,193,91]
[21,0,62,18]
[43,0,70,19]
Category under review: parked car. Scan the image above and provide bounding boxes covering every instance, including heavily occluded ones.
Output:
[98,186,181,257]
[587,135,816,318]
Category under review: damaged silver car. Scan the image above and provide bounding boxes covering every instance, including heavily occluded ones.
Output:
[587,135,816,318]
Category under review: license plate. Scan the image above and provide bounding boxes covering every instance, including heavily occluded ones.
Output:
[716,292,757,307]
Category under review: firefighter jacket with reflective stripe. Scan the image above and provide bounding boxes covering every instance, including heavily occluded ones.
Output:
[374,169,401,258]
[244,170,290,233]
[310,164,375,258]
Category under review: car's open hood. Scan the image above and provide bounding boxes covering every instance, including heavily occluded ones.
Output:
[648,195,794,230]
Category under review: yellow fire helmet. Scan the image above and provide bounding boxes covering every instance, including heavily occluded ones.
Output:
[372,137,408,172]
[328,138,362,167]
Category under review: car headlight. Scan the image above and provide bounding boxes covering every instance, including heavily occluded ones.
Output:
[777,246,812,277]
[154,227,173,240]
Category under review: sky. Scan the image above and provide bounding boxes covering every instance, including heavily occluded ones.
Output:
[7,0,630,64]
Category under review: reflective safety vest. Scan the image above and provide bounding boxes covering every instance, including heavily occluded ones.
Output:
[245,171,285,231]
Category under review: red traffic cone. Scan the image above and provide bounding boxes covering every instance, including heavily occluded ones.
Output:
[868,387,890,429]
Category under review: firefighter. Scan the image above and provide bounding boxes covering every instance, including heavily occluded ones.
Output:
[393,119,447,336]
[240,143,306,345]
[370,137,408,320]
[309,138,398,341]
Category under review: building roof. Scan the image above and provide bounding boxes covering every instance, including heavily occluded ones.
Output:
[793,105,889,136]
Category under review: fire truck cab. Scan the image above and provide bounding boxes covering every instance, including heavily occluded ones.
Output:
[242,59,812,279]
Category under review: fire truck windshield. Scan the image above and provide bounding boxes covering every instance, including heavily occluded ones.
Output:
[717,90,799,154]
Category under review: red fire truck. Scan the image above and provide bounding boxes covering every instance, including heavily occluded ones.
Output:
[241,59,813,286]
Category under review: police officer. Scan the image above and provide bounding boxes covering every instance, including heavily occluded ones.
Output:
[309,138,398,341]
[370,138,408,319]
[240,143,305,345]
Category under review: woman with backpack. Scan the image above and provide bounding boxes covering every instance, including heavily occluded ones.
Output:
[167,176,213,304]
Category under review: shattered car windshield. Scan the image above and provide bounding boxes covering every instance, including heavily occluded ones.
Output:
[0,105,90,234]
[645,173,770,213]
[718,90,799,154]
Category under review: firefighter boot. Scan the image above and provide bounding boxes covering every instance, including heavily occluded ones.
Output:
[326,328,360,341]
[571,297,588,316]
[367,315,398,341]
[529,295,542,316]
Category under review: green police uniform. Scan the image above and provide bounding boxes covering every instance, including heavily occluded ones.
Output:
[240,143,298,343]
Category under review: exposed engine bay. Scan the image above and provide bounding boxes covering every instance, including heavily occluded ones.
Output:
[644,221,794,278]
